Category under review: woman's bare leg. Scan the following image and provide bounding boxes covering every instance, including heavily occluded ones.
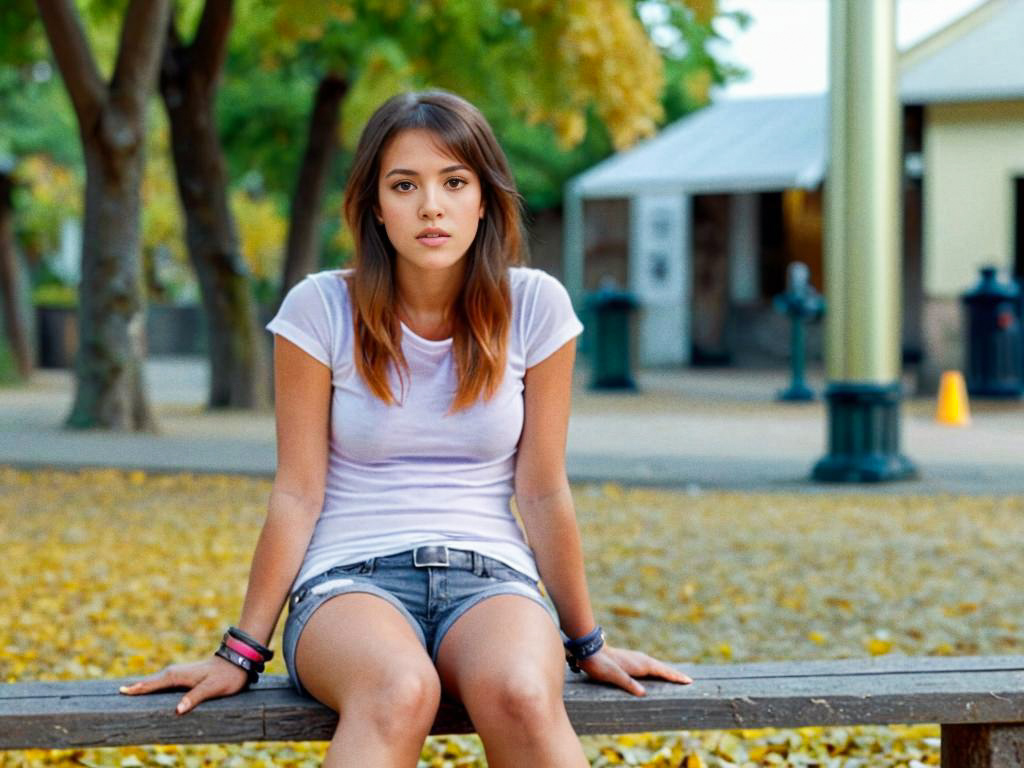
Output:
[294,593,440,768]
[435,595,588,768]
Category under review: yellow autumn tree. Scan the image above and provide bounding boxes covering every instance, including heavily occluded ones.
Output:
[516,0,666,149]
[259,0,709,152]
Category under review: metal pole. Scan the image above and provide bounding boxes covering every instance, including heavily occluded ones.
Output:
[813,0,916,482]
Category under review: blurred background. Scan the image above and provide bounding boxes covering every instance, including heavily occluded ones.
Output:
[2,0,1020,418]
[0,0,745,414]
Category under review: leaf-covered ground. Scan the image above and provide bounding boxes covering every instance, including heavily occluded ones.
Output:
[2,467,1021,767]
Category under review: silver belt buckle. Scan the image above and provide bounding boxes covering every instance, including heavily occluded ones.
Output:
[413,545,450,567]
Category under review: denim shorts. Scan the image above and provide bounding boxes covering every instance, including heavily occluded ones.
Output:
[282,546,557,698]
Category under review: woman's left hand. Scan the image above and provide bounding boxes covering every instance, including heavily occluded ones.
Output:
[578,644,693,696]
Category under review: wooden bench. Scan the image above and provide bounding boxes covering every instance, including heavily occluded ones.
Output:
[3,655,1024,766]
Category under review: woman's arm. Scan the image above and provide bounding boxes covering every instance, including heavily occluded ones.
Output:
[235,335,333,647]
[121,336,332,713]
[514,339,595,638]
[514,338,691,695]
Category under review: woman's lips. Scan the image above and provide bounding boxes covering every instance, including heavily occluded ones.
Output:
[416,234,451,247]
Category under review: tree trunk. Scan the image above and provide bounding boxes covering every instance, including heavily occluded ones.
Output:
[279,74,348,303]
[66,141,155,430]
[37,0,171,431]
[0,171,33,379]
[160,21,270,410]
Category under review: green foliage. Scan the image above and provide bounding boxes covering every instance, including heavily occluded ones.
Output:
[169,0,207,41]
[0,0,79,167]
[319,188,352,268]
[640,0,751,123]
[218,71,313,201]
[76,0,133,74]
[0,66,80,168]
[0,0,44,66]
[0,336,19,384]
[339,37,416,150]
[497,109,616,212]
[12,155,82,275]
[0,1,84,288]
[32,281,78,308]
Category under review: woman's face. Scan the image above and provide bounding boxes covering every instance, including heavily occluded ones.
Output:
[375,128,485,279]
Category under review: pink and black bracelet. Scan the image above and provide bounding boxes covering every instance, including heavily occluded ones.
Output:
[226,626,274,662]
[214,627,273,685]
[224,634,265,663]
[214,644,263,685]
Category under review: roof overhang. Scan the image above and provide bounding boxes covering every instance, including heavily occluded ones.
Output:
[573,95,827,199]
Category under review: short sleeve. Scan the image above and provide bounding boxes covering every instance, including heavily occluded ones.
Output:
[265,275,334,367]
[522,271,585,368]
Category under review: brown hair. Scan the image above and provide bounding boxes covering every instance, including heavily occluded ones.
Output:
[342,90,525,413]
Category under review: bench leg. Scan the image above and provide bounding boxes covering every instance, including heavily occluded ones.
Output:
[941,724,1024,767]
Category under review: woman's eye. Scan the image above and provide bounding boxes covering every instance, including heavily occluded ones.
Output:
[446,178,467,189]
[393,181,414,191]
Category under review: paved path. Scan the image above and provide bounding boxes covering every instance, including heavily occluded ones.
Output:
[1,358,1022,493]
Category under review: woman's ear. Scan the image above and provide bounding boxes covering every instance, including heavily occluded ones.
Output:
[373,205,384,224]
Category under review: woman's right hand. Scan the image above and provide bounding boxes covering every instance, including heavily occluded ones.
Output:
[118,656,250,715]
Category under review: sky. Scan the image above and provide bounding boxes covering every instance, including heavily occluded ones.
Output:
[710,0,989,99]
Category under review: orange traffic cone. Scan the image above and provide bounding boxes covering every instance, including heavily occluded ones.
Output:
[936,370,970,426]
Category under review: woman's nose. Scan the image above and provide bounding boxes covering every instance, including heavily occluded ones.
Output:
[419,189,443,219]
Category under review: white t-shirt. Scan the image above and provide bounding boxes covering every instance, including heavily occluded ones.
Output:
[266,266,584,590]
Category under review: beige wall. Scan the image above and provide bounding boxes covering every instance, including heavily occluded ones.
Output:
[924,101,1024,296]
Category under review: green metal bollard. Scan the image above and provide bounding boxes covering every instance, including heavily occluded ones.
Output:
[584,281,639,391]
[773,262,825,401]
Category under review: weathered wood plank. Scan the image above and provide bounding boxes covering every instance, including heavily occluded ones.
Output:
[3,655,1022,701]
[649,655,1024,680]
[3,657,1024,748]
[942,724,1024,768]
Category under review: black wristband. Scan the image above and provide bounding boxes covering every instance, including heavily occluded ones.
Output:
[564,626,605,672]
[226,626,274,662]
[215,644,262,684]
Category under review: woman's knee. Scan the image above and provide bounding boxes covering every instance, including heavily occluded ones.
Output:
[476,665,564,728]
[348,664,442,737]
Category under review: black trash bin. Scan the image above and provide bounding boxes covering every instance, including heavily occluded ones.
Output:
[961,266,1023,397]
[584,282,639,391]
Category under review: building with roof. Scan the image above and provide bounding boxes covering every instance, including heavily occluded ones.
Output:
[564,0,1024,386]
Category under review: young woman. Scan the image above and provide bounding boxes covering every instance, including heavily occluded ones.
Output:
[120,89,691,767]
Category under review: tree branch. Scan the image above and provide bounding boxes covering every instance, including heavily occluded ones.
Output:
[191,0,235,86]
[110,0,173,120]
[34,0,105,126]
